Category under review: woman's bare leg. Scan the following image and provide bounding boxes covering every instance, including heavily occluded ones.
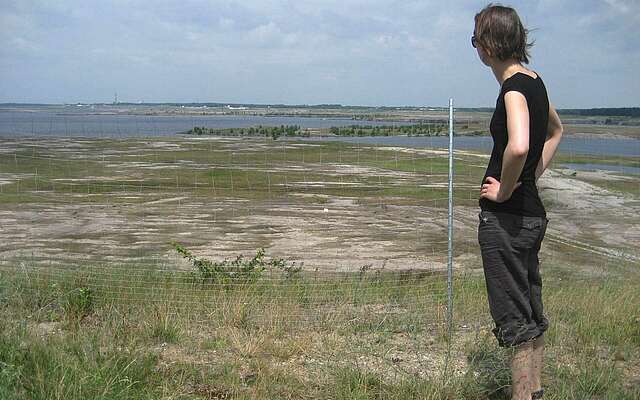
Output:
[511,341,533,400]
[530,335,544,392]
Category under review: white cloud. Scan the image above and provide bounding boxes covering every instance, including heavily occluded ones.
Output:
[0,0,637,106]
[604,0,640,17]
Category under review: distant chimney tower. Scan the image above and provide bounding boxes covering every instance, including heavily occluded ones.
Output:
[114,92,118,104]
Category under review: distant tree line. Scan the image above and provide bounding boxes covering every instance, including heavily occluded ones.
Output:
[184,123,449,139]
[329,124,448,136]
[186,125,305,140]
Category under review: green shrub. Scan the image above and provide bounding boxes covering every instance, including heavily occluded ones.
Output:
[172,243,302,287]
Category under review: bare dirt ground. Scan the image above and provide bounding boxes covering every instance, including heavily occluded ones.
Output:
[0,136,638,275]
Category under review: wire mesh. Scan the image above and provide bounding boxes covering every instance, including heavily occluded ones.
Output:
[1,104,639,389]
[0,105,463,334]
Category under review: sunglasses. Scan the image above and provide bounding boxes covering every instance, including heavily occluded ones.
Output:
[471,35,477,48]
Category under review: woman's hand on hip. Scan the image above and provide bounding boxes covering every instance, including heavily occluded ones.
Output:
[480,176,521,203]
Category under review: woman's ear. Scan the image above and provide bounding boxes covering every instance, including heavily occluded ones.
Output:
[480,44,492,58]
[475,44,493,66]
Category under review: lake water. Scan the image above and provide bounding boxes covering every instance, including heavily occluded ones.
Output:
[295,135,640,158]
[1,109,639,158]
[0,110,398,137]
[561,163,640,175]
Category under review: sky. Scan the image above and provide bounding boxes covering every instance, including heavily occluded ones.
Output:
[1,0,639,108]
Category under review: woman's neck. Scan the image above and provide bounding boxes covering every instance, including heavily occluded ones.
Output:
[490,59,526,85]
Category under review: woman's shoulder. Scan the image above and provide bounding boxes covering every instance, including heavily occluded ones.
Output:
[510,69,540,81]
[501,71,544,96]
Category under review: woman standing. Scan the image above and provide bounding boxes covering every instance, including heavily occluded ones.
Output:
[473,4,563,400]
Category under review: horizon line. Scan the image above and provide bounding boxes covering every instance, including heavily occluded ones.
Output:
[1,102,639,111]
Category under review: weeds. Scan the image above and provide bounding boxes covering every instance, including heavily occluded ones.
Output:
[464,340,511,398]
[63,287,94,321]
[172,243,302,286]
[0,259,638,399]
[145,307,181,344]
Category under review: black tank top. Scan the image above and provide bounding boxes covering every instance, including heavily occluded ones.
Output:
[479,71,549,217]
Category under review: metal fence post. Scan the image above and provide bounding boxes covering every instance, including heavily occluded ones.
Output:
[447,98,455,339]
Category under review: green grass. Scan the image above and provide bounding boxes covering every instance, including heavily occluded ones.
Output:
[0,259,638,399]
[0,137,485,206]
[553,154,640,169]
[580,176,640,197]
[0,323,163,400]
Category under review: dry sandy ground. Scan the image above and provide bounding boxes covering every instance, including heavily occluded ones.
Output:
[0,138,638,274]
[0,193,453,272]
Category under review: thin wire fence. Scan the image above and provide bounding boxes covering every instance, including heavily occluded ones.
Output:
[1,103,639,356]
[0,105,467,339]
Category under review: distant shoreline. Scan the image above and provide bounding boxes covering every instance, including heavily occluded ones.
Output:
[2,105,640,129]
[1,104,639,139]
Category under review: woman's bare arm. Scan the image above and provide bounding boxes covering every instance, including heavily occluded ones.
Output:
[535,103,563,182]
[480,90,529,202]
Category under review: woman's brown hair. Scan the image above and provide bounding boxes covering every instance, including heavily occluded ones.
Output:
[474,3,534,64]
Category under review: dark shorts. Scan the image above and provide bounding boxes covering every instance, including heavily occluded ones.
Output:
[477,209,550,347]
